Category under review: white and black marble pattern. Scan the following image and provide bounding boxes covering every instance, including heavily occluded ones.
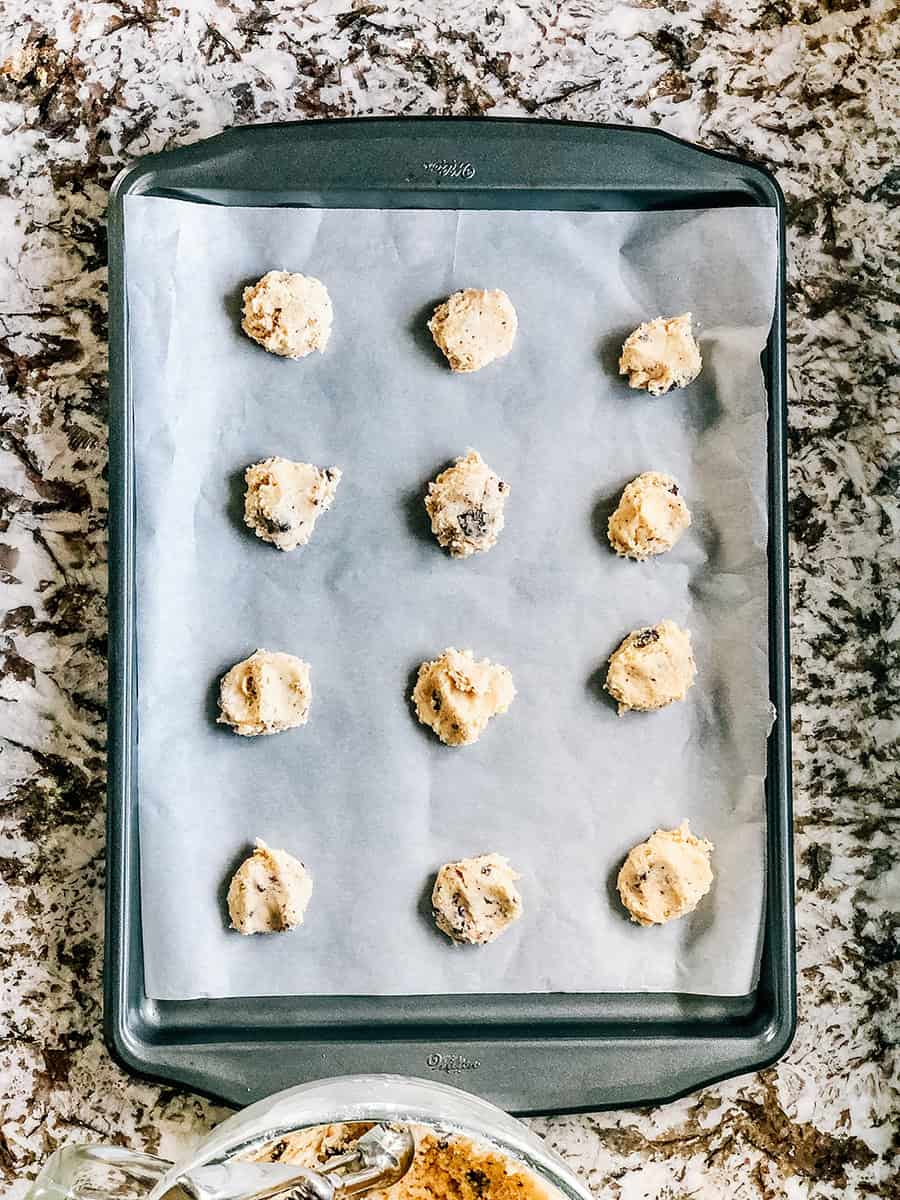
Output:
[0,2,898,1197]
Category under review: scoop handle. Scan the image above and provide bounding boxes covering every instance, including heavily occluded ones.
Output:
[169,1163,336,1200]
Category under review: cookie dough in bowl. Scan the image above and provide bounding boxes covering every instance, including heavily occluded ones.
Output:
[432,853,523,945]
[617,821,714,926]
[247,1121,559,1200]
[227,839,313,934]
[244,457,341,551]
[605,620,696,714]
[607,471,691,560]
[218,649,312,736]
[242,270,333,358]
[412,647,515,746]
[619,312,702,395]
[425,449,509,558]
[428,288,517,372]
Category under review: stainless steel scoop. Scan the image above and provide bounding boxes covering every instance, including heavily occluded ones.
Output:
[165,1124,415,1200]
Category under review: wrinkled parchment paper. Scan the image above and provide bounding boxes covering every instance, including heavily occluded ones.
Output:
[123,197,777,999]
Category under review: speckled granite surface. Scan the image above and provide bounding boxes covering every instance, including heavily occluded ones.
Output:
[1,2,898,1197]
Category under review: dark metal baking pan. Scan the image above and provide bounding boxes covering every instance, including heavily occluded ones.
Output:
[105,117,793,1114]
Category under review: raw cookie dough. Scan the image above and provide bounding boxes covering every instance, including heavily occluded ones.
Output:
[617,821,714,926]
[227,839,313,934]
[432,853,523,945]
[244,457,341,552]
[424,449,509,558]
[247,1122,556,1200]
[605,620,696,714]
[428,288,517,372]
[218,649,312,736]
[241,270,333,358]
[607,471,691,560]
[619,313,702,396]
[412,647,515,746]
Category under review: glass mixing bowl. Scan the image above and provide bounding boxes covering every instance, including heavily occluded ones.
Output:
[26,1074,591,1200]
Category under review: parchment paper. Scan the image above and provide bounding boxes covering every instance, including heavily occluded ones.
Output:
[124,197,777,999]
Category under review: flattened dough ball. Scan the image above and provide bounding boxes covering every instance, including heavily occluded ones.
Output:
[413,647,515,746]
[619,313,702,396]
[608,471,691,560]
[227,839,313,934]
[425,449,509,558]
[432,853,522,944]
[242,270,333,358]
[219,649,312,736]
[617,821,713,926]
[428,288,517,373]
[244,457,341,552]
[605,620,696,714]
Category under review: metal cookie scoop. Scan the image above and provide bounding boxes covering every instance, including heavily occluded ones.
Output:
[316,1124,416,1193]
[167,1124,415,1200]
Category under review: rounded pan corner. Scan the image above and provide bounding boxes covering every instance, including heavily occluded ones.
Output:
[103,988,187,1092]
[612,122,785,211]
[626,1033,798,1115]
[103,999,152,1081]
[730,156,785,215]
[757,992,798,1066]
[109,158,160,207]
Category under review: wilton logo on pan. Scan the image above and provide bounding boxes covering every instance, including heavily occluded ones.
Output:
[426,1052,482,1072]
[422,159,476,180]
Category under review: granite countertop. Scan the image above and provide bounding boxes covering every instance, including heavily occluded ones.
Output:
[1,2,898,1196]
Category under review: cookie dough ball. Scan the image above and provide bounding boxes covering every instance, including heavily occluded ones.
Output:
[227,839,313,934]
[244,457,341,552]
[241,271,333,359]
[412,647,515,747]
[218,649,311,736]
[432,853,523,944]
[425,450,509,558]
[428,288,517,373]
[605,620,696,714]
[619,313,702,396]
[617,821,713,926]
[608,471,691,560]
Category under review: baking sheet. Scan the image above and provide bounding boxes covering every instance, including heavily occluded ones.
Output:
[124,198,777,1000]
